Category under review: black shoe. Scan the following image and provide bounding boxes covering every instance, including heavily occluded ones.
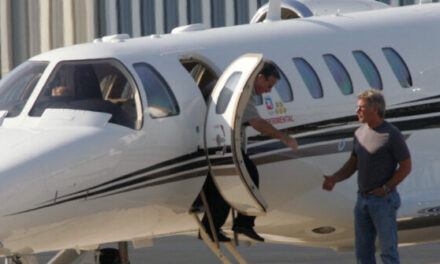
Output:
[189,204,205,214]
[199,229,231,242]
[233,226,264,242]
[190,197,205,213]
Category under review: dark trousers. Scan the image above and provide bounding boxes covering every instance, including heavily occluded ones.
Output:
[202,151,259,231]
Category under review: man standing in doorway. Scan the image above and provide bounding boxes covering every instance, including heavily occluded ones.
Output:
[201,61,298,242]
[322,89,411,264]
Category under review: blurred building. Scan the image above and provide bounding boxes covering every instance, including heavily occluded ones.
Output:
[0,0,435,77]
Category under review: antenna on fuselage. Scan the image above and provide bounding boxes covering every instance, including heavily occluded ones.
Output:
[264,0,282,22]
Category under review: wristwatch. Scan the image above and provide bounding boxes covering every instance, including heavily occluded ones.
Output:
[382,185,391,193]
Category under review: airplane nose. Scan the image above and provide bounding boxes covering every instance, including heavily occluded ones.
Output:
[0,125,123,215]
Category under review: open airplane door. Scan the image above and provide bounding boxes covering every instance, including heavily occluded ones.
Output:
[204,54,267,216]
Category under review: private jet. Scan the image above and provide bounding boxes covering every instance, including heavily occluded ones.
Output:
[1,0,440,263]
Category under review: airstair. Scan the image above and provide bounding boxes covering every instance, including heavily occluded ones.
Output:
[190,191,248,264]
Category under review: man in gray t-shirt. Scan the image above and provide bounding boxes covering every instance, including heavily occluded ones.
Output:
[353,121,410,194]
[322,89,411,264]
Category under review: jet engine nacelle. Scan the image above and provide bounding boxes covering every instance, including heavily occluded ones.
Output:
[250,0,389,23]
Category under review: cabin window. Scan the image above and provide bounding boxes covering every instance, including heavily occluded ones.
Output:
[293,58,323,99]
[30,59,141,129]
[0,61,48,117]
[353,50,383,90]
[255,65,293,105]
[216,72,242,114]
[134,63,180,118]
[382,47,412,88]
[180,58,218,102]
[323,54,353,95]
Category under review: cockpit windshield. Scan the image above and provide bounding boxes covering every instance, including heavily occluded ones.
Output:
[0,61,48,117]
[29,59,141,129]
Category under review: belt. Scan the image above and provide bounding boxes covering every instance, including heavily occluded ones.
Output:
[358,190,373,197]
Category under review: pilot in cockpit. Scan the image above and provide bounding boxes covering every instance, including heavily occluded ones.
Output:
[51,85,74,97]
[30,62,136,129]
[36,65,116,115]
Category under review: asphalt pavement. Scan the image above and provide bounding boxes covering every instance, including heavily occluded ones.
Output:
[34,235,440,263]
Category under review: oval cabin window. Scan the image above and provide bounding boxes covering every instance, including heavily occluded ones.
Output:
[323,54,353,95]
[382,47,412,88]
[293,58,323,99]
[353,50,383,90]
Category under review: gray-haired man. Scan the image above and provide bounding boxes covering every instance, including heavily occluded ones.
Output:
[323,89,411,264]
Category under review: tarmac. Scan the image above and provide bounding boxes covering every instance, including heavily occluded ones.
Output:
[35,235,440,263]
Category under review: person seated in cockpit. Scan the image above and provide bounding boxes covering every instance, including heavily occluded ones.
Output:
[31,64,133,128]
[51,85,74,97]
[38,66,116,115]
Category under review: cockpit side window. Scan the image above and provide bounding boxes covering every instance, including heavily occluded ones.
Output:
[0,61,48,117]
[133,63,180,118]
[29,59,141,129]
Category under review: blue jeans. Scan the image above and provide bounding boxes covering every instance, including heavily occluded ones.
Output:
[355,190,401,264]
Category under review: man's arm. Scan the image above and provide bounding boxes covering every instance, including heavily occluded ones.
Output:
[248,118,297,152]
[369,158,412,196]
[322,155,357,191]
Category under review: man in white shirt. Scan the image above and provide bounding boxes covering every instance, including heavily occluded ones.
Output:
[201,61,298,242]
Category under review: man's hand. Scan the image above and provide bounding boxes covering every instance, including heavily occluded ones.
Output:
[369,187,388,197]
[322,156,357,192]
[322,175,336,191]
[248,118,298,152]
[282,135,298,152]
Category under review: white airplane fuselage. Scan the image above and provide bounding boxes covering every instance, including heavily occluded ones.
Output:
[1,3,440,256]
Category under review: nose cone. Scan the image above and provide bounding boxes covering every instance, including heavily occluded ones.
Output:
[0,123,123,216]
[0,109,116,173]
